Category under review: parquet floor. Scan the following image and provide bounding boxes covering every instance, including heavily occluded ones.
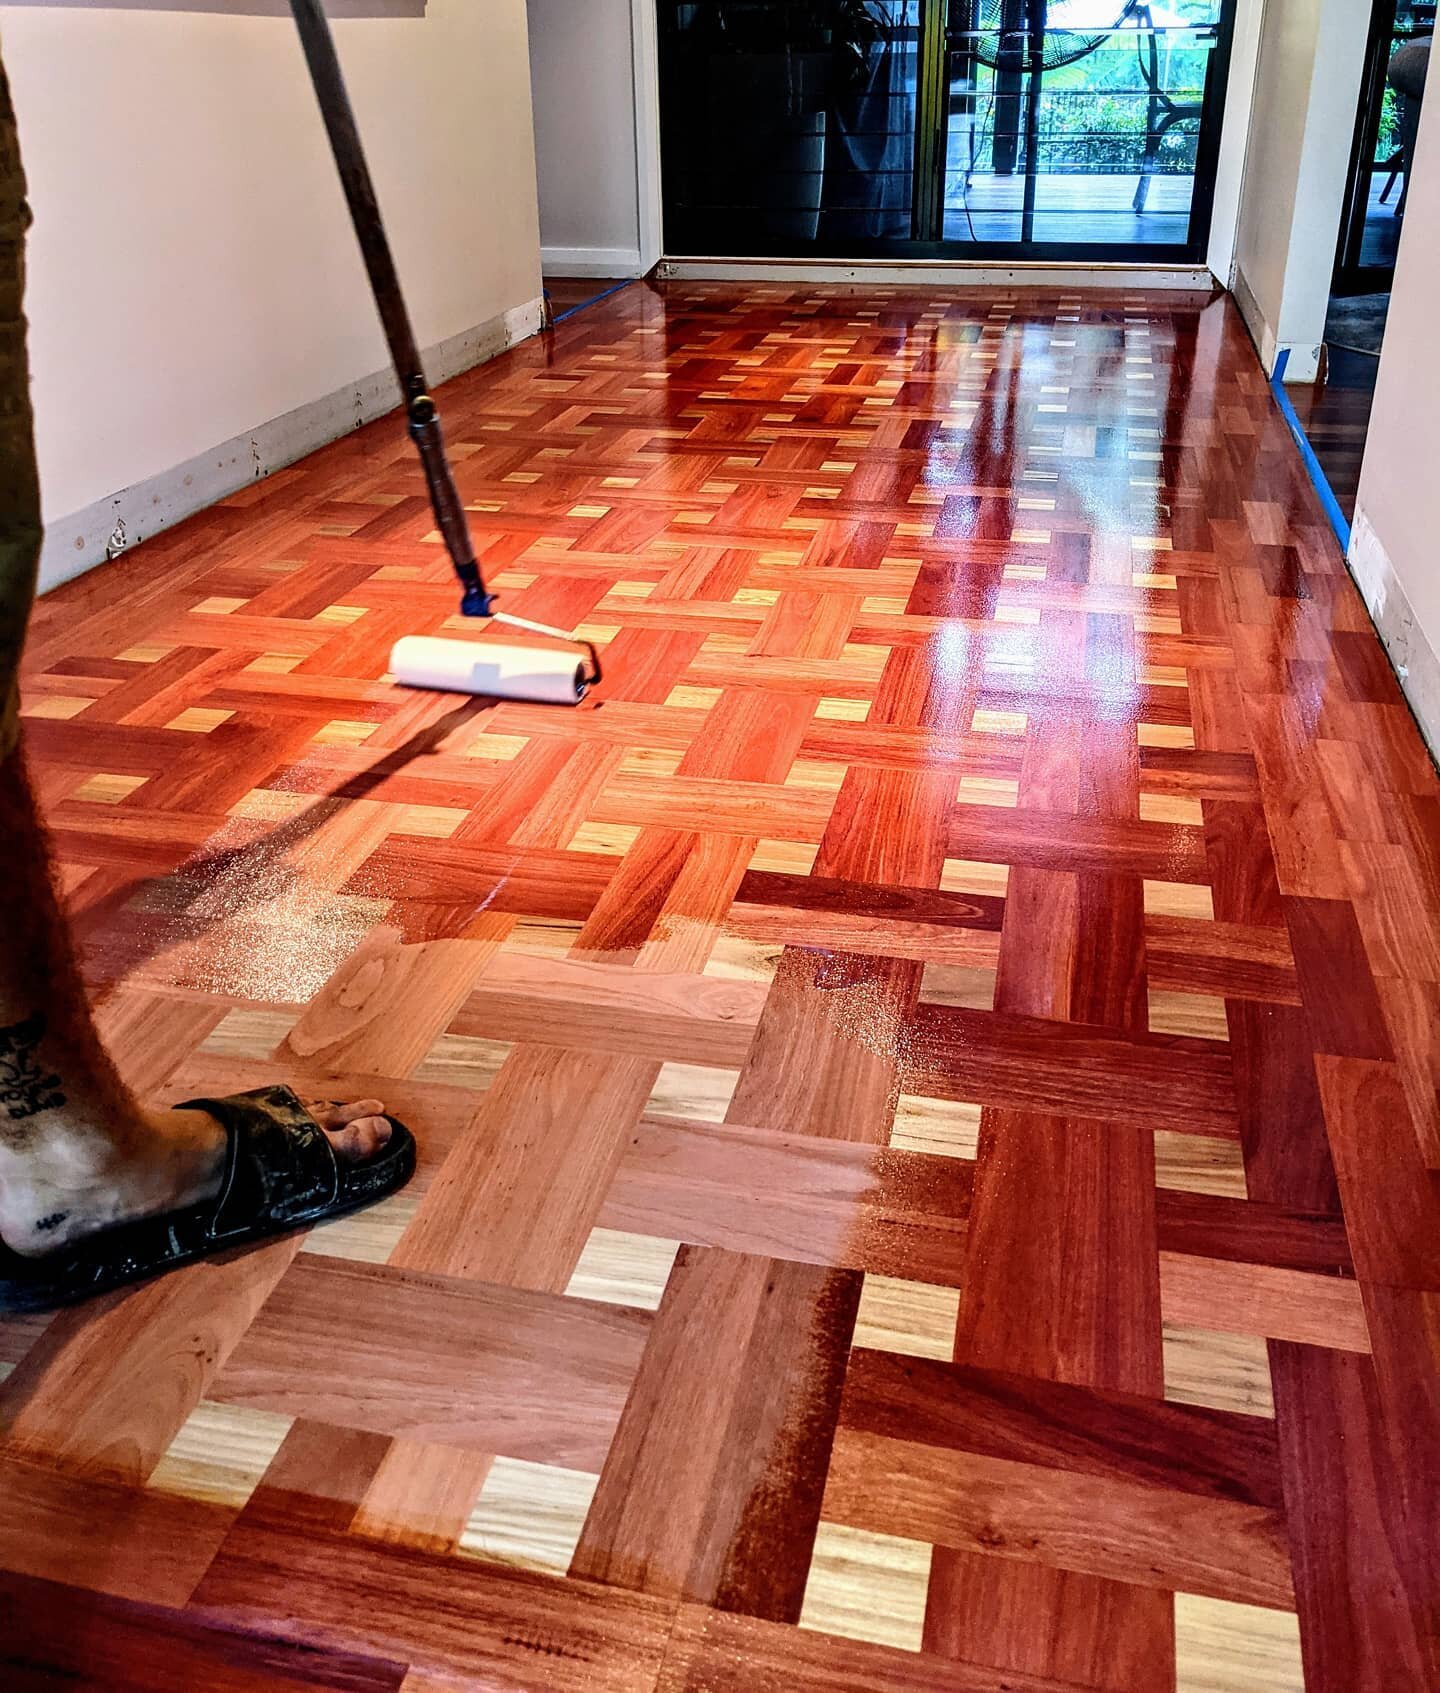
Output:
[2,281,1438,1692]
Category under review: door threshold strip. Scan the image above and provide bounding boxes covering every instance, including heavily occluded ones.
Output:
[658,258,1217,291]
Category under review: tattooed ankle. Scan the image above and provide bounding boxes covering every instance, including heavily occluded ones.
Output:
[0,1013,66,1122]
[33,1211,69,1233]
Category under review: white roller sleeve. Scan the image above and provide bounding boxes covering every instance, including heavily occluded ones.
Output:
[388,636,585,705]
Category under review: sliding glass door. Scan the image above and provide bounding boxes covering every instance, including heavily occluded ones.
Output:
[1333,0,1433,296]
[658,0,1235,262]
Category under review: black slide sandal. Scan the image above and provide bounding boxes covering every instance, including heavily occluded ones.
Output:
[0,1084,416,1314]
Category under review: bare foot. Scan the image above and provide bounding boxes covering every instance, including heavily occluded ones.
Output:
[0,1096,392,1257]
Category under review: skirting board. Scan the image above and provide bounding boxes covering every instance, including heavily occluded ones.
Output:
[1348,502,1440,762]
[1231,264,1321,383]
[542,246,646,278]
[37,295,546,596]
[658,258,1217,291]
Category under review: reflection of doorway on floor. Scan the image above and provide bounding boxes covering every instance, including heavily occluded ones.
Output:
[1286,295,1386,527]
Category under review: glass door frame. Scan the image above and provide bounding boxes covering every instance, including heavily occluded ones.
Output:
[901,0,1238,263]
[1333,0,1433,296]
[655,0,1238,264]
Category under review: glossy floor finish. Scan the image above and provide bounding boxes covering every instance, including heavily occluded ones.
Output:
[545,275,635,319]
[1287,349,1379,526]
[3,282,1439,1692]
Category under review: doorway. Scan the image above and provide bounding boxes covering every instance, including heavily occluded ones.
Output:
[1287,0,1432,532]
[1333,0,1433,298]
[658,0,1236,262]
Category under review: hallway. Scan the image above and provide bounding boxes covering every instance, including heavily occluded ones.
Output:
[1,280,1436,1691]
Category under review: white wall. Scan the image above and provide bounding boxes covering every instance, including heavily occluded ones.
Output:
[1351,73,1440,755]
[0,0,543,587]
[527,0,643,275]
[1206,0,1265,287]
[1230,0,1368,381]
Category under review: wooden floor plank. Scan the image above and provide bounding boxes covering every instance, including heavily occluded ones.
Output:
[571,1246,860,1622]
[192,1515,674,1693]
[824,1427,1295,1610]
[1270,1342,1434,1692]
[0,1453,237,1607]
[0,1570,409,1693]
[840,1352,1283,1510]
[0,1240,299,1485]
[902,1006,1236,1136]
[658,1600,1098,1691]
[209,1256,649,1470]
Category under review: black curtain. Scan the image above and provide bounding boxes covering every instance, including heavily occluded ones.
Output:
[820,2,917,241]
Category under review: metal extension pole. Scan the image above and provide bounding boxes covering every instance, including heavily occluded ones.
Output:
[288,0,492,615]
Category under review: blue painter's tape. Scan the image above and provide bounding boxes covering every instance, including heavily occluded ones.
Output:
[550,277,637,326]
[1270,347,1352,553]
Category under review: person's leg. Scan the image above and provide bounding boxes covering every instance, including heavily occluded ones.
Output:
[0,53,390,1261]
[0,756,396,1256]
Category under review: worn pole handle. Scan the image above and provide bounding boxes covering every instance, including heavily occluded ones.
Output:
[287,0,490,613]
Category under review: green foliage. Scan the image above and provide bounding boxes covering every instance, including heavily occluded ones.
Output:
[969,27,1208,174]
[1376,86,1400,162]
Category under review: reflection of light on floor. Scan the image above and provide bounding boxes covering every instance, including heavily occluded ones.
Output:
[930,623,977,694]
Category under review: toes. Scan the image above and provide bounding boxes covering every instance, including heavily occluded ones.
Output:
[297,1096,392,1161]
[305,1097,386,1130]
[330,1097,387,1128]
[324,1115,392,1162]
[355,1116,392,1155]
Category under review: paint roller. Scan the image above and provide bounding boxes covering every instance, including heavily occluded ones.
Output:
[288,0,601,706]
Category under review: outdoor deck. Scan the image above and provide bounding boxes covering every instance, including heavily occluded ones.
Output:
[948,170,1195,246]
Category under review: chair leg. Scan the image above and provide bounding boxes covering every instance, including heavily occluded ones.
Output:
[1134,107,1186,215]
[1133,151,1156,212]
[1133,15,1163,214]
[1133,103,1163,213]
